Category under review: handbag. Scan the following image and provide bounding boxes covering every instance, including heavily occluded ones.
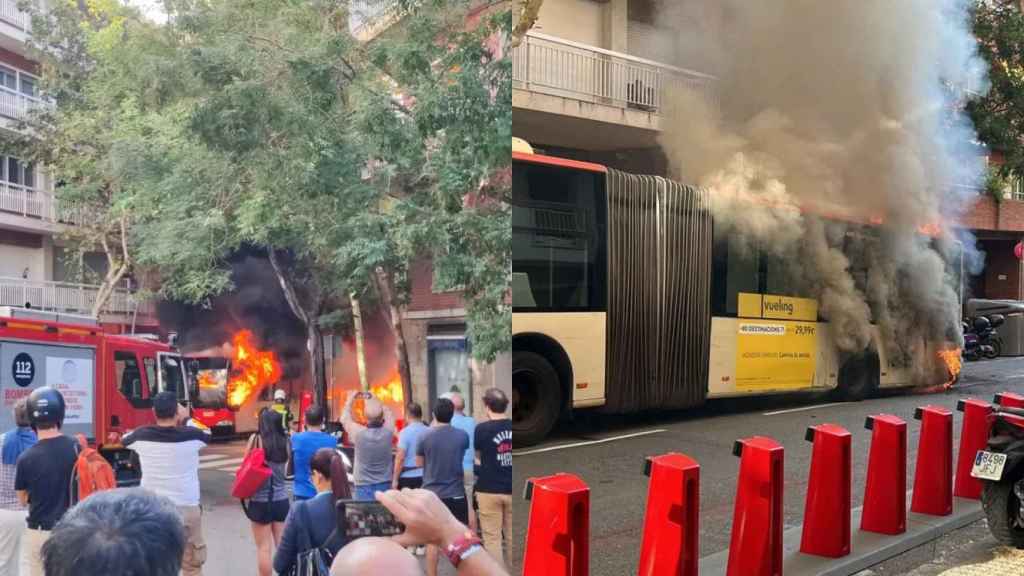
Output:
[232,436,272,500]
[290,502,341,576]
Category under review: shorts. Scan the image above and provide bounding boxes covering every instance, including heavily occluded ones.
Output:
[441,496,469,525]
[397,476,423,490]
[243,499,290,524]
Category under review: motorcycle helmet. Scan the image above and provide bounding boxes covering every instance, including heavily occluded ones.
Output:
[989,314,1006,329]
[973,316,991,332]
[27,386,65,429]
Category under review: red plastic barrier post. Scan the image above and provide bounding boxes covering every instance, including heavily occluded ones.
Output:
[994,392,1024,409]
[954,399,993,500]
[726,436,784,576]
[522,473,590,576]
[911,405,953,516]
[800,424,851,557]
[637,453,700,576]
[861,414,907,535]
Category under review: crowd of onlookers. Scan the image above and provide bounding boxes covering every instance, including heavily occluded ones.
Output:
[0,383,512,576]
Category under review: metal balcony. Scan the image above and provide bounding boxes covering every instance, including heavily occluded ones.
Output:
[0,86,43,123]
[513,32,716,117]
[0,0,30,32]
[0,277,152,316]
[0,182,79,225]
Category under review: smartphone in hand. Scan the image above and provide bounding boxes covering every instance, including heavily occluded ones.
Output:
[337,500,405,539]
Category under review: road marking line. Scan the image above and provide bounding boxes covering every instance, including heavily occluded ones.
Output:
[513,429,667,457]
[199,454,231,462]
[198,457,244,470]
[217,467,239,473]
[762,402,846,416]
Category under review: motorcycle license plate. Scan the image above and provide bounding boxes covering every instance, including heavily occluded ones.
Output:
[971,451,1007,481]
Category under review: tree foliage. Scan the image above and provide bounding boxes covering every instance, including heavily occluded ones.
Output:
[21,0,511,362]
[969,0,1024,178]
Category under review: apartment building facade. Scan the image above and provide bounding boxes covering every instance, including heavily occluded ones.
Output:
[0,0,151,327]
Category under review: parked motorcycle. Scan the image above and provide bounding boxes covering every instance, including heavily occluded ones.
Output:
[978,314,1005,359]
[975,404,1024,547]
[962,319,996,361]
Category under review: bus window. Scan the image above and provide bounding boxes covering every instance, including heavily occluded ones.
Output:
[712,235,759,316]
[764,252,809,300]
[114,351,149,408]
[511,162,607,312]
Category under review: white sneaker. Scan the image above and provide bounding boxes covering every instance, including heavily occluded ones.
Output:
[415,546,426,556]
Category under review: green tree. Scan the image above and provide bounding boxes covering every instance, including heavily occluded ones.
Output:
[969,1,1024,179]
[23,0,511,406]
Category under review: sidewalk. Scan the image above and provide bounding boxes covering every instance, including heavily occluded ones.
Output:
[860,519,1024,576]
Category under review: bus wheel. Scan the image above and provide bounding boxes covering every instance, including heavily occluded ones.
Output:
[513,350,562,447]
[835,355,878,402]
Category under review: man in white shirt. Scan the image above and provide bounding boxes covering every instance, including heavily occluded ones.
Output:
[123,392,210,576]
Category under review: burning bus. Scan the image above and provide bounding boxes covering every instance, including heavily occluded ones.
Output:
[186,329,283,434]
[185,327,409,435]
[512,144,965,446]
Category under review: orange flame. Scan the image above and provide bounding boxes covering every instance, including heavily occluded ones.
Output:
[226,330,282,408]
[937,347,962,389]
[352,371,405,425]
[371,373,404,404]
[197,371,221,390]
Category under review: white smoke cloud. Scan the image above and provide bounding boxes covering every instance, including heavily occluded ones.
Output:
[658,0,988,376]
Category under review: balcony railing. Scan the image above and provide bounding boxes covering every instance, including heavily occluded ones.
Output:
[0,0,30,32]
[0,277,152,316]
[513,32,717,117]
[0,86,43,123]
[0,182,80,225]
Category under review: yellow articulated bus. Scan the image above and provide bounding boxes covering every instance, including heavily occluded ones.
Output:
[511,140,961,446]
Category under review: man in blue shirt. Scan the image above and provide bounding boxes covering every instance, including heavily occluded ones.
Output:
[448,392,477,532]
[392,402,428,490]
[289,405,337,501]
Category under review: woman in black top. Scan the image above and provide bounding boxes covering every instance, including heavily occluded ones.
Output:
[274,447,351,574]
[245,409,291,576]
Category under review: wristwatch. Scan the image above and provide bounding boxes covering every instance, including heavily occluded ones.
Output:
[444,531,484,567]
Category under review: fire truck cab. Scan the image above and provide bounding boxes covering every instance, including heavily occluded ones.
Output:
[0,307,188,486]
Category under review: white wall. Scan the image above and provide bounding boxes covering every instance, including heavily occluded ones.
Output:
[0,242,47,281]
[535,0,605,47]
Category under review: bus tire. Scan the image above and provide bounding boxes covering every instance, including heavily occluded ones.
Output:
[513,350,562,448]
[835,355,878,402]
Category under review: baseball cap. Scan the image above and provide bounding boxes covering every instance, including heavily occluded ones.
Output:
[274,389,286,401]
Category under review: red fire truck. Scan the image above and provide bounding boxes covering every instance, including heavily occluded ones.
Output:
[0,307,188,485]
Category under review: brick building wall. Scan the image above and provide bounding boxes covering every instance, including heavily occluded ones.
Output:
[402,257,510,418]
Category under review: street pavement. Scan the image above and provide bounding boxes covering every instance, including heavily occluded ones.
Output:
[197,438,459,576]
[512,356,1024,576]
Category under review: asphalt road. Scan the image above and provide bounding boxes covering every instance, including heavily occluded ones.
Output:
[511,357,1024,576]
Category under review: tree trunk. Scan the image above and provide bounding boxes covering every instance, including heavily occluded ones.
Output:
[91,215,131,318]
[350,292,369,391]
[512,0,544,47]
[267,249,325,407]
[375,266,413,405]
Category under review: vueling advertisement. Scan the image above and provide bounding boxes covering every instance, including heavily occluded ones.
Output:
[735,293,818,391]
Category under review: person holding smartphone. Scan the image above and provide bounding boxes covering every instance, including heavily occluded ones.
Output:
[360,488,510,576]
[273,448,352,575]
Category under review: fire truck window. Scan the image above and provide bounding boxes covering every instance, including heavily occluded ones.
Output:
[114,351,147,407]
[144,357,157,399]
